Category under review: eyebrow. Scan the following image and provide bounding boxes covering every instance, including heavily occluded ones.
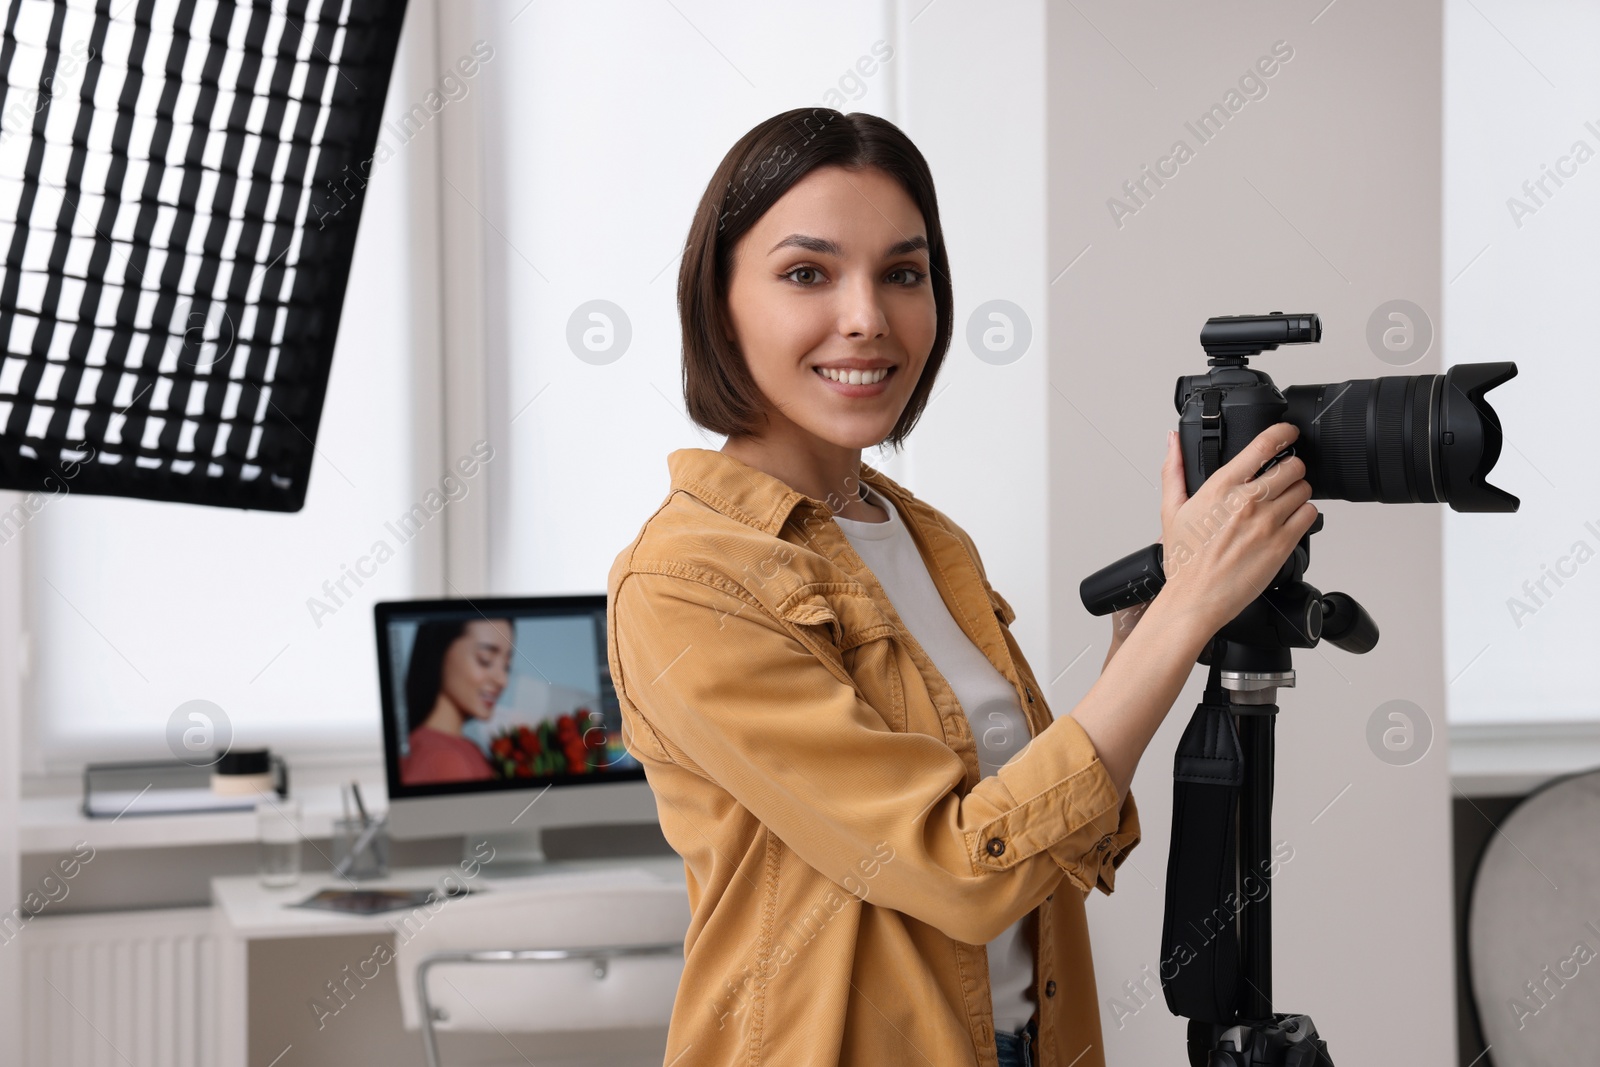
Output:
[767,233,929,258]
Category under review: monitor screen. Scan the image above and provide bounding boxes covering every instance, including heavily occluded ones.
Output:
[375,596,642,798]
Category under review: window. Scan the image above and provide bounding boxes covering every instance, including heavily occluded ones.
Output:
[466,4,904,596]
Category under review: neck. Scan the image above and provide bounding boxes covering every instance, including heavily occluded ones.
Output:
[420,696,464,736]
[721,431,876,518]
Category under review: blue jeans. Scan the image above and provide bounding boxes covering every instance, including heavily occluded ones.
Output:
[994,1018,1037,1067]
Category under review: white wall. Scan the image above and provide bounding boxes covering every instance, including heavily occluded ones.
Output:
[1048,2,1457,1062]
[1442,0,1599,727]
[890,2,1052,660]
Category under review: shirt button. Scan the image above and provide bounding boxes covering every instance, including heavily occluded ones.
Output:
[985,837,1006,857]
[1045,980,1057,997]
[1095,835,1112,852]
[1045,893,1054,902]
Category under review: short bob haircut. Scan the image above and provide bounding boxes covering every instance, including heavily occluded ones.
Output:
[677,108,953,451]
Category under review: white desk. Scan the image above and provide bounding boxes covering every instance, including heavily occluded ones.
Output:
[211,857,687,1067]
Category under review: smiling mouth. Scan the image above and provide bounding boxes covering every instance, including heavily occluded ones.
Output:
[814,366,894,386]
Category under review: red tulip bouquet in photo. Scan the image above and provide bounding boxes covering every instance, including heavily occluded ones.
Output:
[488,708,608,778]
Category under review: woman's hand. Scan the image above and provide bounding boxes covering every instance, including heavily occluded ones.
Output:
[1157,423,1317,636]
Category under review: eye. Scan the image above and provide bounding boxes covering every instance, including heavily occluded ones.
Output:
[889,267,928,286]
[781,265,824,286]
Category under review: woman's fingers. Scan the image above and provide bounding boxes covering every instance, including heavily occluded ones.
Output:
[1153,421,1321,634]
[1272,480,1318,537]
[1219,422,1300,489]
[1250,454,1308,503]
[1275,476,1315,515]
[1160,429,1188,531]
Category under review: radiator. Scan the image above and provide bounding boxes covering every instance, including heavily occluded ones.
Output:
[17,907,217,1067]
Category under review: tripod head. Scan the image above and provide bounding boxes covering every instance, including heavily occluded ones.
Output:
[1080,512,1378,693]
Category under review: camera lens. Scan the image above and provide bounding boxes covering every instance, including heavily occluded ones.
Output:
[1283,362,1517,513]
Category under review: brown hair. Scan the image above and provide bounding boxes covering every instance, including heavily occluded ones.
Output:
[677,108,954,450]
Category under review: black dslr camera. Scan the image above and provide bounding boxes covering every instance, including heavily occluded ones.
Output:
[1177,312,1516,514]
[1082,311,1517,628]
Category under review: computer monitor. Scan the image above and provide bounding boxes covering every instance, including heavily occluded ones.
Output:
[375,595,659,874]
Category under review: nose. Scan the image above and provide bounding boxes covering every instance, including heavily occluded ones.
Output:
[838,269,889,340]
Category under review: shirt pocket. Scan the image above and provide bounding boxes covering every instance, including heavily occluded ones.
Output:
[777,584,909,733]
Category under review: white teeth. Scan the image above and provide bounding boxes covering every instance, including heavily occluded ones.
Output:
[816,366,889,385]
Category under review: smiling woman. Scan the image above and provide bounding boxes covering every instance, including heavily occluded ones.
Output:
[609,108,1262,1067]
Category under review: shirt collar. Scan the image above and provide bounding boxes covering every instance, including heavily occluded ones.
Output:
[665,447,910,537]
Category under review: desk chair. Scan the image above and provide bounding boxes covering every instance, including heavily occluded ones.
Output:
[1466,766,1600,1063]
[392,872,690,1067]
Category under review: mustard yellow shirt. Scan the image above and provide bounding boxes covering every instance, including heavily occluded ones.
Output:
[607,447,1142,1066]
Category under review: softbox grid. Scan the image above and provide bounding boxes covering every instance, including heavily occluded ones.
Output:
[0,0,407,511]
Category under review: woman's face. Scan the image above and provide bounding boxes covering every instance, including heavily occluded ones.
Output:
[724,164,937,451]
[439,620,513,722]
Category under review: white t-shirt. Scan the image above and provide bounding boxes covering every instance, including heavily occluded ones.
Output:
[833,482,1036,1034]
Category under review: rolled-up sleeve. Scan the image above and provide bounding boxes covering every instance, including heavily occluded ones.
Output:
[610,569,1140,945]
[992,735,1141,896]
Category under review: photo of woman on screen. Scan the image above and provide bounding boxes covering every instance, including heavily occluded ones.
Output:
[398,618,514,786]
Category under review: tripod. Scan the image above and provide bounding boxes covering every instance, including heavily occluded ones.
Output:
[1083,515,1376,1066]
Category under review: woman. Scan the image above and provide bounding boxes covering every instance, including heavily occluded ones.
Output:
[606,109,1314,1067]
[399,618,514,786]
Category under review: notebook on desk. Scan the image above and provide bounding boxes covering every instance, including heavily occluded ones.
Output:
[82,759,257,818]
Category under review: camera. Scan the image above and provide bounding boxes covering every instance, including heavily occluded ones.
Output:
[1178,312,1517,512]
[1081,311,1517,624]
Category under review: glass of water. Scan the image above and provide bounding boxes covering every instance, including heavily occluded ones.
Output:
[256,796,302,888]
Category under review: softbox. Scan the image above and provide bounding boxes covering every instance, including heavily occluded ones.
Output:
[0,0,407,511]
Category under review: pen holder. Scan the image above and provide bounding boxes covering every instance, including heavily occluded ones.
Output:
[331,816,390,881]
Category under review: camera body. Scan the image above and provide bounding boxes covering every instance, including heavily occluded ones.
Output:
[1176,361,1290,496]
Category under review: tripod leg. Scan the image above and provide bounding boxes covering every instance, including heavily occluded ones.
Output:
[1237,706,1277,1021]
